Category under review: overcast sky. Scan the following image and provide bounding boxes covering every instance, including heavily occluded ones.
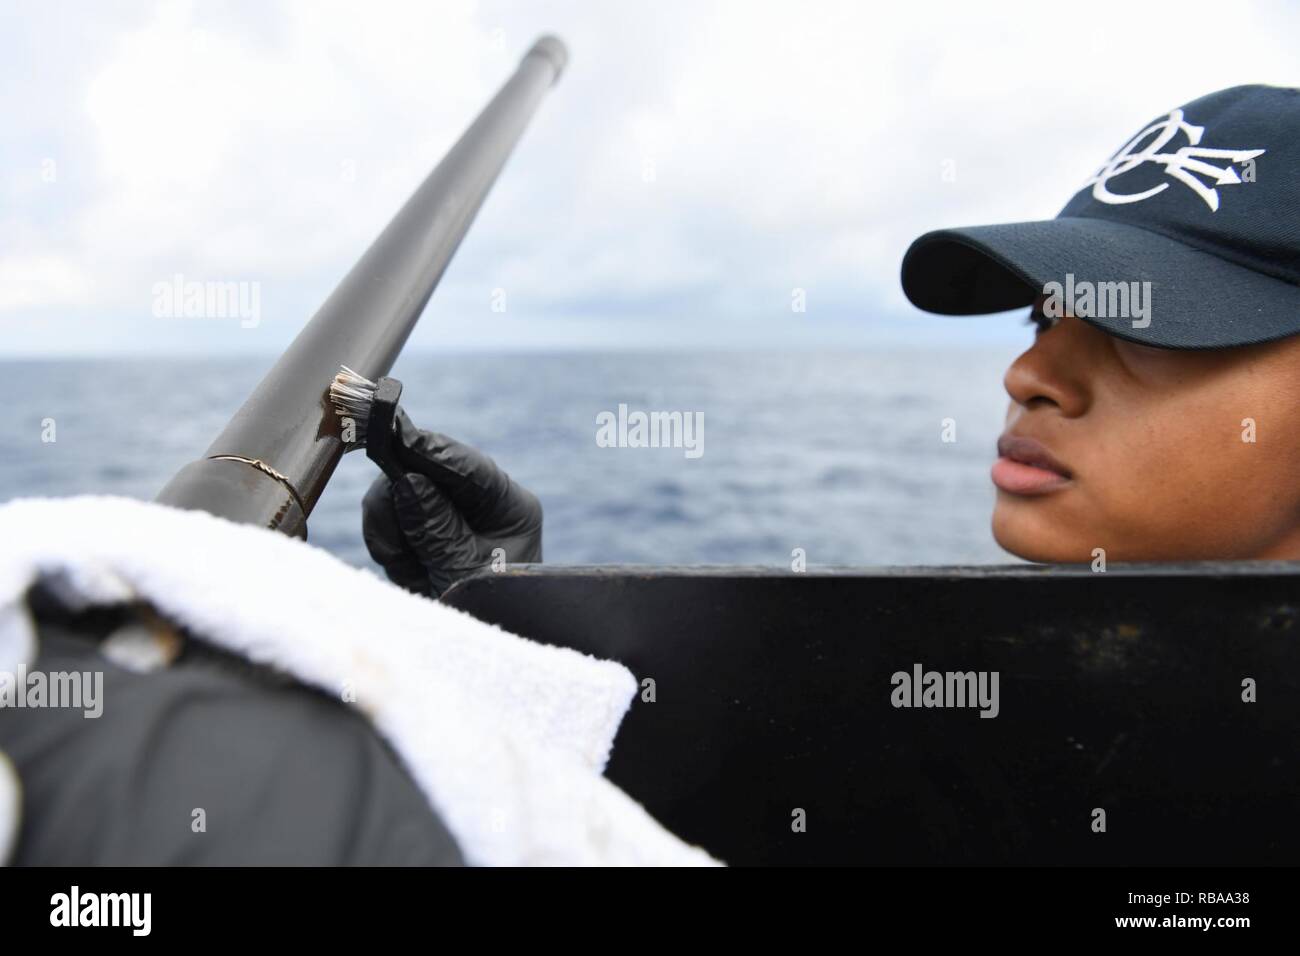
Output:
[1,0,1296,356]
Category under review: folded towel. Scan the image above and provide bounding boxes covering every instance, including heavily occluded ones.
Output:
[0,615,19,865]
[0,496,718,866]
[0,751,15,867]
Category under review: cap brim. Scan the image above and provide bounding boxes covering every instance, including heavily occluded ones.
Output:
[901,216,1300,349]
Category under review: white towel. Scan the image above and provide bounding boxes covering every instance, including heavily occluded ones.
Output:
[0,496,719,866]
[0,751,16,867]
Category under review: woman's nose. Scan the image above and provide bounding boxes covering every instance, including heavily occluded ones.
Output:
[1002,315,1098,418]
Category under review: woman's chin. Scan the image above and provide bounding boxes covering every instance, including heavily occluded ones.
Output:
[991,503,1091,563]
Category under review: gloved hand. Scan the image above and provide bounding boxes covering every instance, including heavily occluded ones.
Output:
[362,411,542,597]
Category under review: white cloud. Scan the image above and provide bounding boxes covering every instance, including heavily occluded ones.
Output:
[0,254,94,310]
[1,0,1296,354]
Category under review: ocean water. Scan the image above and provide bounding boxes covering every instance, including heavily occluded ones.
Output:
[0,349,1024,571]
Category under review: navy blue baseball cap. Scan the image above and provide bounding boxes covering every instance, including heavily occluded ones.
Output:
[901,85,1300,349]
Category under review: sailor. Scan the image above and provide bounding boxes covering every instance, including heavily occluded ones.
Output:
[365,86,1300,586]
[900,85,1300,562]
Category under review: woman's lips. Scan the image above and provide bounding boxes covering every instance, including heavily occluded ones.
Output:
[992,435,1073,496]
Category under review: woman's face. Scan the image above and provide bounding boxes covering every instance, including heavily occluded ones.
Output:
[992,308,1300,562]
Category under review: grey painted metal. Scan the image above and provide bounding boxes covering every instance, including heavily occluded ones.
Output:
[156,36,568,537]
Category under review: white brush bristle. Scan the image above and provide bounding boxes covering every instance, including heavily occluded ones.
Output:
[330,365,377,445]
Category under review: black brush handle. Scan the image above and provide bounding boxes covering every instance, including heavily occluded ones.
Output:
[365,377,407,483]
[366,376,462,491]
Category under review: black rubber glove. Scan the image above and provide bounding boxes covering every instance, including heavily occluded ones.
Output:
[362,410,542,597]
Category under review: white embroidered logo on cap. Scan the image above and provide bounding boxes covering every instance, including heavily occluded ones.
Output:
[1080,109,1264,211]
